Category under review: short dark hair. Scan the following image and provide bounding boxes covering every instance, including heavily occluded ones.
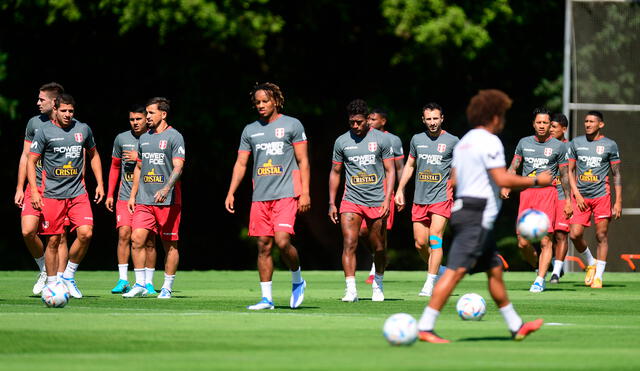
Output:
[146,97,170,114]
[250,82,285,112]
[587,110,604,121]
[129,104,147,114]
[347,99,368,117]
[422,102,443,115]
[466,89,512,127]
[533,107,551,120]
[54,93,75,108]
[551,113,568,128]
[39,82,64,99]
[370,107,388,120]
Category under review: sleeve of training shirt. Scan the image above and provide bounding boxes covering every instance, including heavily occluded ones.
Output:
[112,134,122,159]
[332,136,344,164]
[514,137,524,160]
[291,119,307,144]
[172,131,186,161]
[84,126,96,151]
[380,133,394,161]
[30,127,46,156]
[482,135,506,169]
[238,126,252,152]
[609,140,621,164]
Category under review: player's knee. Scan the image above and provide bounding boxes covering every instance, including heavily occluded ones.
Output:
[595,231,608,243]
[21,227,37,240]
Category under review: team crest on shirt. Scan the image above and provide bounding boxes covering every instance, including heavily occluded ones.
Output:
[42,221,49,229]
[275,128,285,138]
[544,148,552,156]
[596,146,604,155]
[437,143,447,153]
[74,133,83,143]
[159,140,168,149]
[368,142,377,152]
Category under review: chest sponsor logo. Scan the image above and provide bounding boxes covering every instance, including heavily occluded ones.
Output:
[596,146,604,155]
[544,148,552,156]
[417,154,443,165]
[579,169,599,183]
[578,155,602,168]
[255,141,284,155]
[74,133,83,143]
[54,161,79,177]
[124,172,134,182]
[142,152,165,165]
[143,168,165,183]
[418,170,442,183]
[524,157,549,168]
[159,140,168,149]
[348,154,376,166]
[275,128,285,138]
[350,171,378,186]
[368,142,377,152]
[53,145,82,158]
[437,143,447,153]
[257,159,283,176]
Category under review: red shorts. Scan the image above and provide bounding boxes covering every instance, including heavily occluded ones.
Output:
[358,199,395,230]
[132,203,181,241]
[570,194,611,227]
[116,199,133,228]
[517,187,556,233]
[39,193,93,235]
[341,200,388,227]
[249,197,298,237]
[554,197,571,232]
[21,186,43,218]
[411,200,453,224]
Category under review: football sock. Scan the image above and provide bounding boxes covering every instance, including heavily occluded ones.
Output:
[57,272,63,280]
[369,262,376,276]
[595,260,606,280]
[145,267,155,286]
[47,276,57,284]
[499,303,523,333]
[427,273,437,283]
[162,274,175,291]
[373,273,384,288]
[291,267,303,284]
[345,276,356,293]
[552,260,564,276]
[534,276,545,285]
[581,248,597,266]
[260,281,273,301]
[118,264,128,281]
[134,268,145,286]
[418,306,440,331]
[35,256,46,272]
[62,261,79,280]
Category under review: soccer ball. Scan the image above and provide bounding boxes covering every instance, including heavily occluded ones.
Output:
[517,208,550,241]
[456,293,486,321]
[41,282,69,308]
[383,313,418,345]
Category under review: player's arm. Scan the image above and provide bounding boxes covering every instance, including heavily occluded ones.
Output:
[395,156,416,211]
[128,160,141,214]
[500,155,522,199]
[559,164,573,218]
[567,160,586,212]
[154,158,184,203]
[380,158,396,218]
[26,153,43,210]
[14,141,31,208]
[225,151,250,214]
[105,157,122,212]
[611,162,622,219]
[293,141,311,213]
[394,157,404,190]
[87,148,104,203]
[328,162,343,224]
[489,166,552,189]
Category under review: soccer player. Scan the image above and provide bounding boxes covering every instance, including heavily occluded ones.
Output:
[124,97,185,299]
[328,99,395,302]
[105,105,157,294]
[395,103,458,296]
[567,111,622,289]
[549,113,572,283]
[15,82,71,294]
[417,89,550,343]
[363,108,404,284]
[501,108,568,293]
[225,83,309,310]
[27,93,104,299]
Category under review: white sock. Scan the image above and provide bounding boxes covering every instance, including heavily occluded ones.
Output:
[57,272,63,280]
[145,267,155,286]
[47,276,57,284]
[534,276,545,285]
[291,268,303,284]
[118,264,128,281]
[499,303,523,333]
[552,260,564,276]
[35,256,46,272]
[580,248,597,266]
[260,281,273,301]
[373,273,384,289]
[134,268,145,286]
[427,273,437,283]
[595,260,606,280]
[162,274,175,291]
[418,306,440,331]
[346,276,356,293]
[369,262,376,276]
[62,261,79,280]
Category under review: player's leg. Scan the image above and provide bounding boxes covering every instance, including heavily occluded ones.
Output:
[360,224,376,284]
[272,197,306,308]
[530,235,552,293]
[591,218,610,288]
[57,230,69,279]
[550,231,568,283]
[124,227,151,297]
[158,239,178,299]
[341,212,362,302]
[424,214,448,296]
[111,225,132,293]
[367,216,387,301]
[414,221,433,296]
[569,222,597,285]
[21,215,46,294]
[517,235,538,268]
[61,224,92,298]
[43,235,62,286]
[144,235,157,294]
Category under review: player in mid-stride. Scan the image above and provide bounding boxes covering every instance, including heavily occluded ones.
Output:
[417,89,550,343]
[395,103,458,297]
[567,111,622,289]
[225,82,310,310]
[124,97,185,299]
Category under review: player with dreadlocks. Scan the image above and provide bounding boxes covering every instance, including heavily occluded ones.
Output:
[225,82,310,310]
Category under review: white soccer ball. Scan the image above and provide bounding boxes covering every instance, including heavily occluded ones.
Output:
[456,293,486,321]
[383,313,418,345]
[41,282,69,308]
[517,208,550,241]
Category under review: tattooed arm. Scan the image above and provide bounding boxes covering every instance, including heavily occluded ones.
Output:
[611,162,622,219]
[500,155,522,199]
[559,165,573,218]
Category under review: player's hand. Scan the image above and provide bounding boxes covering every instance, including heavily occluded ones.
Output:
[575,193,587,212]
[612,202,622,220]
[563,200,573,219]
[14,188,24,208]
[105,197,114,212]
[225,194,235,214]
[127,197,136,214]
[30,190,43,211]
[298,193,311,213]
[328,204,339,224]
[154,188,169,203]
[535,172,553,187]
[94,185,104,204]
[500,187,511,199]
[395,190,406,211]
[122,150,138,162]
[379,200,390,219]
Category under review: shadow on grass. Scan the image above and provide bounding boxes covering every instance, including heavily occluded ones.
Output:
[571,284,626,288]
[457,336,512,342]
[273,306,321,310]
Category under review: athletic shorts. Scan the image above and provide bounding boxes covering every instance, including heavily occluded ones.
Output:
[517,187,556,233]
[554,197,571,232]
[359,200,395,230]
[249,197,297,237]
[341,199,388,227]
[39,193,93,235]
[115,199,133,228]
[21,186,43,218]
[446,197,502,274]
[411,200,453,224]
[132,203,181,241]
[570,194,611,227]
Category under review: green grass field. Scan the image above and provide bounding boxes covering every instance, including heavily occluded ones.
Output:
[1,270,639,370]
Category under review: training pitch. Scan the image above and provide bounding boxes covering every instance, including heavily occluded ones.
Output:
[1,270,639,370]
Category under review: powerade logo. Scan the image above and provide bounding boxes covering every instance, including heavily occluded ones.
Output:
[418,170,442,182]
[143,168,165,183]
[54,161,79,177]
[257,159,283,176]
[350,171,377,186]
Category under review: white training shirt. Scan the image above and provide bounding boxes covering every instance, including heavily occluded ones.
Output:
[452,128,505,229]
